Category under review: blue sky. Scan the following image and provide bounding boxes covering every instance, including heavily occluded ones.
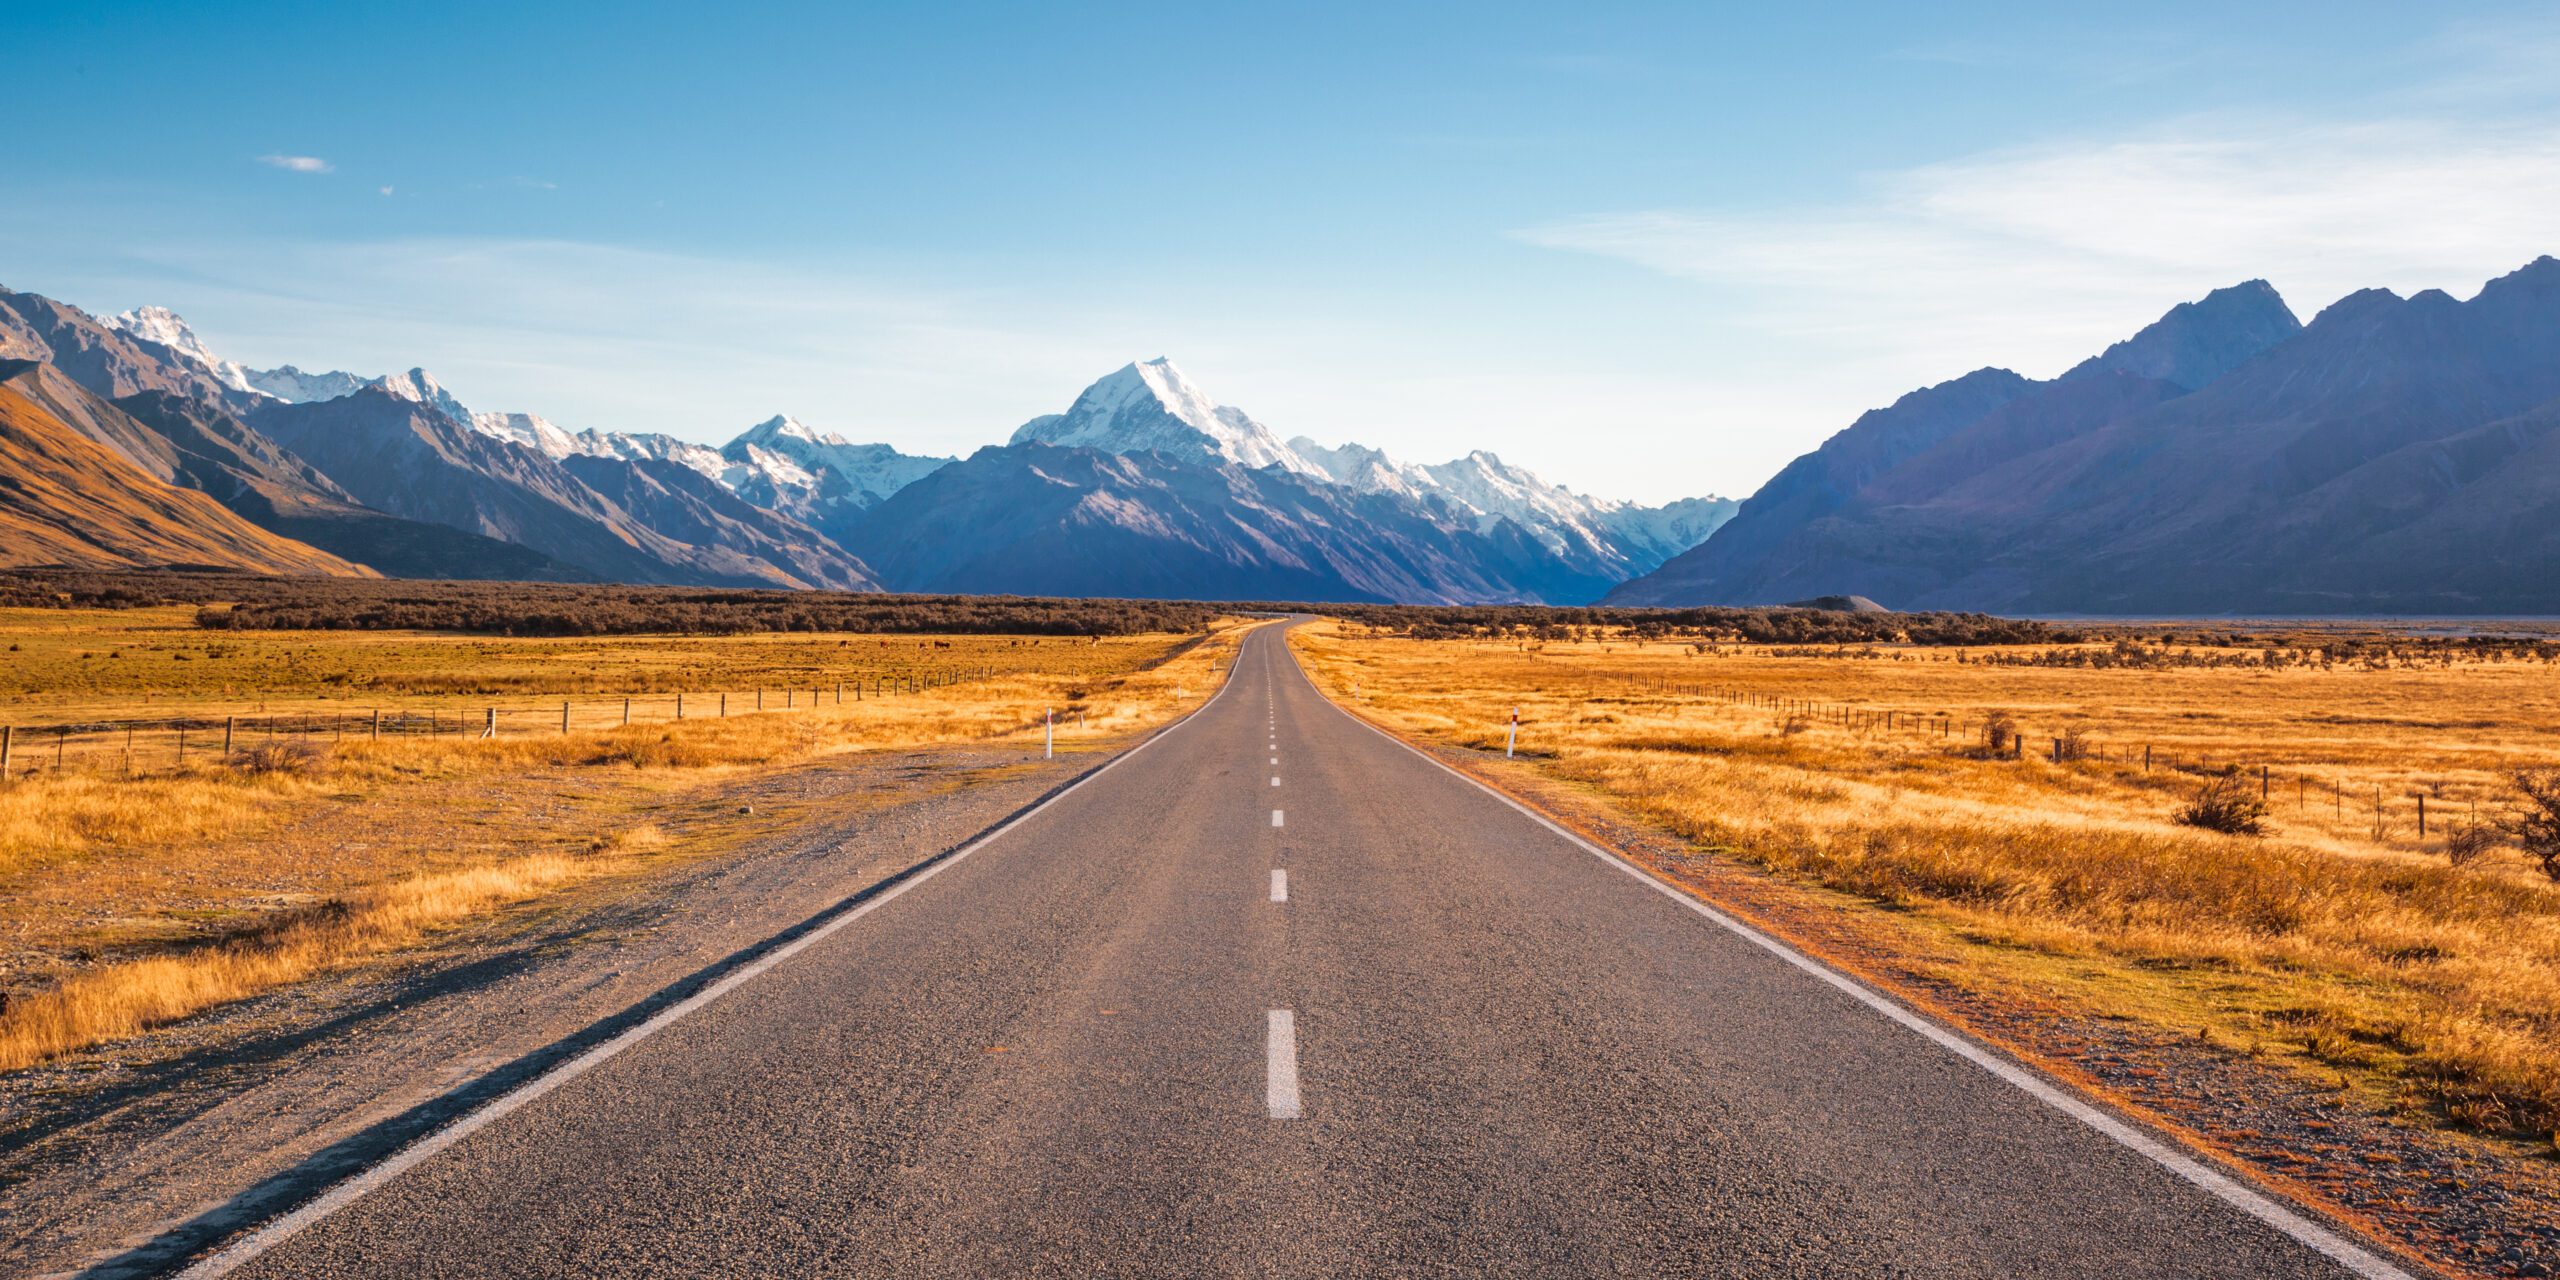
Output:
[10,2,2560,503]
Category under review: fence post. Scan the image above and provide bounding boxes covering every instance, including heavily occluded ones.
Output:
[623,698,631,726]
[720,693,727,717]
[177,726,186,763]
[677,693,684,719]
[2051,737,2061,763]
[372,709,381,740]
[2143,744,2151,771]
[1,725,10,779]
[484,707,496,739]
[2418,792,2427,837]
[562,701,571,733]
[2260,764,2269,800]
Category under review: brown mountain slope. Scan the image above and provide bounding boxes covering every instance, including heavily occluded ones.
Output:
[0,369,364,576]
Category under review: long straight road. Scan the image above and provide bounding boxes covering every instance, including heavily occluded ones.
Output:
[194,621,2404,1279]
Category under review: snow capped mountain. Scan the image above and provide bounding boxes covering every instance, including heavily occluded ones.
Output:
[1010,358,1321,476]
[366,368,479,428]
[469,410,580,459]
[244,364,370,403]
[563,428,729,480]
[105,306,260,395]
[720,415,955,519]
[72,303,1730,600]
[1292,435,1734,576]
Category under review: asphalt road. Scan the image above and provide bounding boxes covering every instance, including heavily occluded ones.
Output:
[194,621,2406,1279]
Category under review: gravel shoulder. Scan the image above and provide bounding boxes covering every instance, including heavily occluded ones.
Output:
[0,736,1144,1279]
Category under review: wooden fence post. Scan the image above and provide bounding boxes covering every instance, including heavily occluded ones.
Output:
[676,693,684,719]
[484,707,496,739]
[2,725,11,780]
[623,698,631,726]
[372,708,381,740]
[562,701,571,733]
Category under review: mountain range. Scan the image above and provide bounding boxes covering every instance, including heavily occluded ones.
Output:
[0,288,1732,602]
[1610,256,2560,615]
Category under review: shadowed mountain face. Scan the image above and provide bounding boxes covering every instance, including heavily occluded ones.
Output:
[0,361,362,575]
[558,453,878,590]
[1611,261,2560,614]
[251,390,865,589]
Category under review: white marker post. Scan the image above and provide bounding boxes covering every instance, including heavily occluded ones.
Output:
[1045,707,1054,760]
[1506,707,1518,759]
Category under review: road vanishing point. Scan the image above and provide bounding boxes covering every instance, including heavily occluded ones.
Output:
[178,620,2409,1279]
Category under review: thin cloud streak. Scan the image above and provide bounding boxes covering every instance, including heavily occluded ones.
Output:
[255,154,331,173]
[1516,113,2560,387]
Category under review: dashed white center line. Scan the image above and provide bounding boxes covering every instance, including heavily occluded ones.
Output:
[1270,776,1281,786]
[1266,1010,1301,1119]
[1270,868,1288,902]
[1271,809,1284,828]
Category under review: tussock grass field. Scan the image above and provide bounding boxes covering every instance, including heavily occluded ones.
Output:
[1290,620,2560,1143]
[0,610,1248,1072]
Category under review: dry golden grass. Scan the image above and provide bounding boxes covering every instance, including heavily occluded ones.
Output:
[0,845,612,1072]
[1292,621,2560,1140]
[0,617,1250,1072]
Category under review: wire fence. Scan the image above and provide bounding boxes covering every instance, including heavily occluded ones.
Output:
[1551,673,2485,841]
[0,664,1006,784]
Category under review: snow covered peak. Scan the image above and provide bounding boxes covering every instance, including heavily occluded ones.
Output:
[1011,358,1320,475]
[471,410,579,458]
[110,306,215,363]
[244,365,369,404]
[104,306,259,395]
[731,413,853,450]
[369,367,475,425]
[717,414,955,519]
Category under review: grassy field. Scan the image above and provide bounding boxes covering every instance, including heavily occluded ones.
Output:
[1290,620,2560,1144]
[0,609,1250,1071]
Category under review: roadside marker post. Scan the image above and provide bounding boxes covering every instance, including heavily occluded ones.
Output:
[1506,707,1518,759]
[1045,708,1054,759]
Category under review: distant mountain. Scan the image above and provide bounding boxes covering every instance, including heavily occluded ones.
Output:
[2059,280,2303,391]
[557,453,876,590]
[5,290,1736,602]
[0,360,362,576]
[1294,437,1735,579]
[252,388,876,589]
[838,362,1676,603]
[1612,257,2560,614]
[843,442,1604,603]
[716,415,954,540]
[5,289,588,579]
[0,290,254,409]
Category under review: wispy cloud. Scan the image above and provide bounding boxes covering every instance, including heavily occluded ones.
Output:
[256,154,331,173]
[1515,112,2560,384]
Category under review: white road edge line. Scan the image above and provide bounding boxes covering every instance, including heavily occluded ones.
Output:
[1266,1009,1301,1119]
[1310,644,2416,1280]
[177,624,1269,1280]
[1270,868,1288,902]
